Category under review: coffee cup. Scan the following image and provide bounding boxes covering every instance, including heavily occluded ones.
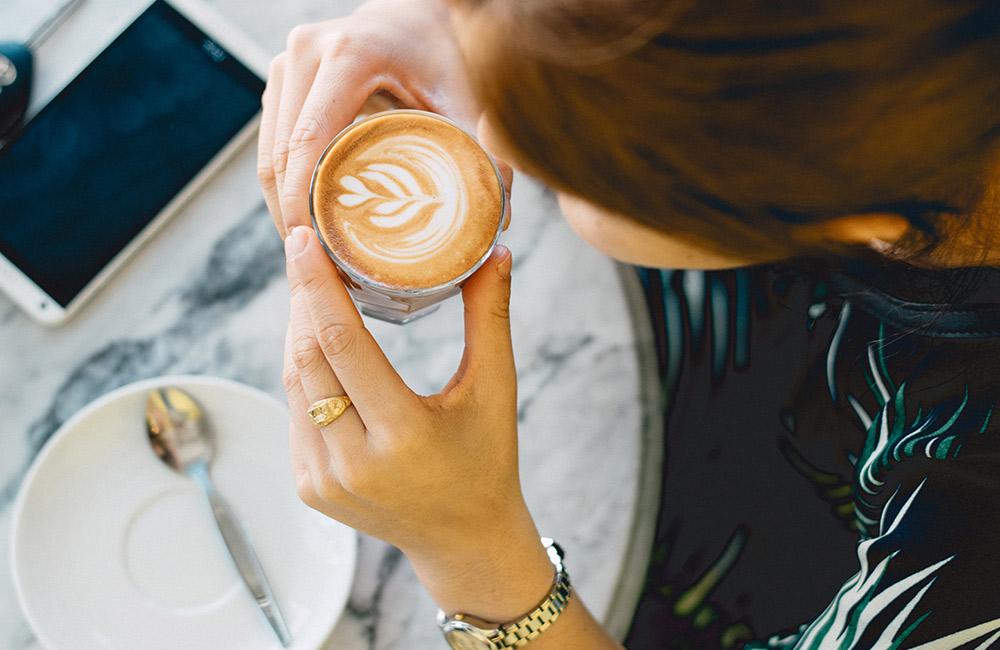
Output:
[309,109,506,324]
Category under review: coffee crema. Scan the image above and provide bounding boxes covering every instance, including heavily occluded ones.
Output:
[311,111,504,291]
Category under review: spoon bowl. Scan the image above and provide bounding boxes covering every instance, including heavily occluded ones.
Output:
[145,386,213,472]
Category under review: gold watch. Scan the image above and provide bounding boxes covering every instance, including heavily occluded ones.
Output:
[437,538,572,650]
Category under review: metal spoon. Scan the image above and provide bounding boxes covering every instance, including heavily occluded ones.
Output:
[145,386,292,647]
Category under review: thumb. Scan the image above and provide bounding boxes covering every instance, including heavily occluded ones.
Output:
[459,245,515,387]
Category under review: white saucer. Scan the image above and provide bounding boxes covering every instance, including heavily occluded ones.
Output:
[10,375,357,650]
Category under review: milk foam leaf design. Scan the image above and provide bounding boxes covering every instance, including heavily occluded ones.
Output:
[338,175,373,205]
[337,165,441,227]
[367,163,422,196]
[340,134,471,265]
[375,200,408,215]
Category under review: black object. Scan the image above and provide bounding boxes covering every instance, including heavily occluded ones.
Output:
[0,42,32,138]
[0,0,85,139]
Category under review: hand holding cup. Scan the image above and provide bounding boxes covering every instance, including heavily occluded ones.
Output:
[282,225,553,621]
[258,0,484,237]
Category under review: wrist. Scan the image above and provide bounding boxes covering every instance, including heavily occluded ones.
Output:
[408,519,554,624]
[437,538,572,650]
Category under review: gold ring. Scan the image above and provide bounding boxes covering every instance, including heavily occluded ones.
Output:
[308,396,352,427]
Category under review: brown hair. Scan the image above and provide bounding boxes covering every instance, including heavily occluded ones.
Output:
[452,0,1000,262]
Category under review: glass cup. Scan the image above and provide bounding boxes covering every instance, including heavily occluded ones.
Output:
[309,110,506,324]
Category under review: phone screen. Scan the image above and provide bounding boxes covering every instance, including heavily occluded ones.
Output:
[0,0,265,307]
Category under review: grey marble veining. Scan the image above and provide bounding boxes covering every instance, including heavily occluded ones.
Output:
[0,0,661,648]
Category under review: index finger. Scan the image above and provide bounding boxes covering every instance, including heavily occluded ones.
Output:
[284,226,419,428]
[276,57,377,233]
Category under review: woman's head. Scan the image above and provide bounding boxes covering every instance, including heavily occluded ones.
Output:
[450,0,1000,267]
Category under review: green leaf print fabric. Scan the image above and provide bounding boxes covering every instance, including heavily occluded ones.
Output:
[626,265,1000,650]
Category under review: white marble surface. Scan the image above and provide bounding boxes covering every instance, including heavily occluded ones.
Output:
[0,0,661,648]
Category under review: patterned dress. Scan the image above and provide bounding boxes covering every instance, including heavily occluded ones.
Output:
[624,264,1000,650]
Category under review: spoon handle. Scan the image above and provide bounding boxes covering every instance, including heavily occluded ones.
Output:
[188,462,293,647]
[26,0,86,50]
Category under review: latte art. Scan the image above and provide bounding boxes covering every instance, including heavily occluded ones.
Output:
[337,134,468,266]
[312,111,504,291]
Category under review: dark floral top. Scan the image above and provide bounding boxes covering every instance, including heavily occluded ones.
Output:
[625,264,1000,650]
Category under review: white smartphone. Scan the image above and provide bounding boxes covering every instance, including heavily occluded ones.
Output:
[0,0,269,325]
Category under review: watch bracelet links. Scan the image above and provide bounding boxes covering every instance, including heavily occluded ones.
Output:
[497,567,572,648]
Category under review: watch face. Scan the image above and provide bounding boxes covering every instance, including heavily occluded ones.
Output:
[442,622,497,650]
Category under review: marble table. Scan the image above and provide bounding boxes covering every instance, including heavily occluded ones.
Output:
[0,0,662,648]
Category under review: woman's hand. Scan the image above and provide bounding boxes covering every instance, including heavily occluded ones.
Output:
[259,0,481,237]
[281,225,554,622]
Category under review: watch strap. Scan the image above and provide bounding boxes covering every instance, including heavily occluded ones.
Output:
[495,563,572,647]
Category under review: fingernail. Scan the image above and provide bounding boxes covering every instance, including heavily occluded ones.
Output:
[495,245,512,279]
[285,226,310,260]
